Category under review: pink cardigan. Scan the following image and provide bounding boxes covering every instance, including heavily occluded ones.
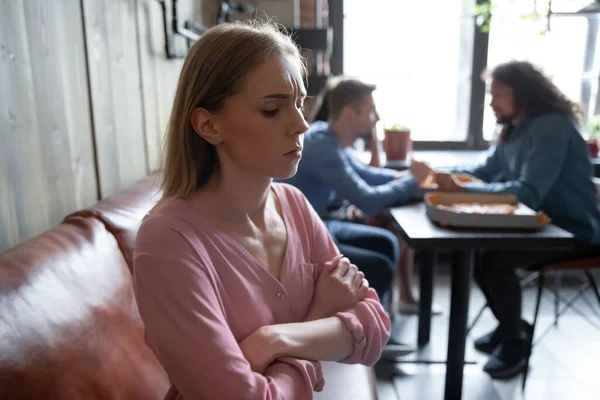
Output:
[133,183,391,399]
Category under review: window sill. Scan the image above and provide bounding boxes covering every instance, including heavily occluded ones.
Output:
[356,149,600,177]
[384,150,488,170]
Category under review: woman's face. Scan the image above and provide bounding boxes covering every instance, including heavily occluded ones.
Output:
[211,54,309,180]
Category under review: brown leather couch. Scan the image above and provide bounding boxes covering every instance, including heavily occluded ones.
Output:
[0,174,378,400]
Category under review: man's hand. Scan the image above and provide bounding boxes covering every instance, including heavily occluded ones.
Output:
[434,171,468,192]
[346,205,366,222]
[454,172,482,184]
[409,160,433,184]
[305,255,369,321]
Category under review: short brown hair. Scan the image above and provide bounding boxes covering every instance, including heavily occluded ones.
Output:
[310,77,376,122]
[160,20,305,198]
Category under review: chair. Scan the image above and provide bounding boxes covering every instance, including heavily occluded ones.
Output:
[522,255,600,390]
[468,178,600,334]
[466,268,544,335]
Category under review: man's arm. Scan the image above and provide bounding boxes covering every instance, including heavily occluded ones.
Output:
[306,139,418,215]
[346,151,401,185]
[461,118,570,210]
[450,146,503,182]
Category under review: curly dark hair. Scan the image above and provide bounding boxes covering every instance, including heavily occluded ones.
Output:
[489,61,581,141]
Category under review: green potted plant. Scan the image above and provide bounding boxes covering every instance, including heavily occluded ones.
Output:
[383,122,412,161]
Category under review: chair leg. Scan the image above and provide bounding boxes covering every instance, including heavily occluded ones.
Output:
[523,272,544,392]
[584,270,600,310]
[520,270,540,287]
[554,271,562,326]
[467,302,488,336]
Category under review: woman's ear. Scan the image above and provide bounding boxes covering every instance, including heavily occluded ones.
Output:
[190,107,223,145]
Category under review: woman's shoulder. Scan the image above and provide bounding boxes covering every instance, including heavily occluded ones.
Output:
[272,182,311,213]
[272,182,322,237]
[134,198,211,261]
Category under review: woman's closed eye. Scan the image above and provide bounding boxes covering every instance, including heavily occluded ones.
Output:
[261,109,279,117]
[261,98,304,117]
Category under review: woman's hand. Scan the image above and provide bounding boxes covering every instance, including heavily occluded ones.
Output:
[305,255,369,321]
[239,326,281,374]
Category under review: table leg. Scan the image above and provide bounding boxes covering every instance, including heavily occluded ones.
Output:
[418,250,435,347]
[444,249,474,400]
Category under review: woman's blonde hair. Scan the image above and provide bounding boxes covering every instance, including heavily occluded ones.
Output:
[160,20,305,198]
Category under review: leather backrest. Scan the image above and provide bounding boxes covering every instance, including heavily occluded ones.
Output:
[66,173,163,270]
[0,216,169,400]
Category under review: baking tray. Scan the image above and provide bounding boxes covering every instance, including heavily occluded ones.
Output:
[424,192,550,230]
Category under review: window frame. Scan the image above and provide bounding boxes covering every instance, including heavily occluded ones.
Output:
[331,0,492,150]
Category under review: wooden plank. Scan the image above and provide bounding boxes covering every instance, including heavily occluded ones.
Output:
[135,0,163,173]
[24,0,98,216]
[0,0,38,250]
[136,0,202,173]
[82,0,147,198]
[0,0,97,252]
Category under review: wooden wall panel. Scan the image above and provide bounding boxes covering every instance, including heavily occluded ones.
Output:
[0,0,98,252]
[135,0,198,173]
[82,0,148,198]
[1,0,298,252]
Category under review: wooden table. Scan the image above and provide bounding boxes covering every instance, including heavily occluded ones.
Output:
[389,202,574,400]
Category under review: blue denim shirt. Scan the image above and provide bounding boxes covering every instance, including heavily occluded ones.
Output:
[282,121,418,216]
[455,113,600,244]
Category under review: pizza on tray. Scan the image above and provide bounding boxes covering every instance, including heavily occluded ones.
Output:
[437,203,517,215]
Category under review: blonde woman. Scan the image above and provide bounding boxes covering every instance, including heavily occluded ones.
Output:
[132,21,390,400]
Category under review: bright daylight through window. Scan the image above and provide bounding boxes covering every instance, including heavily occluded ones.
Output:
[344,0,600,145]
[344,0,475,142]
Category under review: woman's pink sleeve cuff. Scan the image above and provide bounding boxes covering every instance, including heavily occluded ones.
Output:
[277,357,325,392]
[335,311,367,364]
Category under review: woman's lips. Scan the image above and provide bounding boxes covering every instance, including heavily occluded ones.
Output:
[284,147,303,157]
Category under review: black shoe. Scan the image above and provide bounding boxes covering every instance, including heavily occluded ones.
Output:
[483,338,531,380]
[474,319,533,355]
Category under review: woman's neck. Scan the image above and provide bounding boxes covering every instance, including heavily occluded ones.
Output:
[190,167,273,225]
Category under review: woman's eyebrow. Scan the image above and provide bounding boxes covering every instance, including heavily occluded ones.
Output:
[262,92,307,100]
[262,93,292,99]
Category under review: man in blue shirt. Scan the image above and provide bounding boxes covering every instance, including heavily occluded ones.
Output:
[284,78,433,317]
[436,61,600,379]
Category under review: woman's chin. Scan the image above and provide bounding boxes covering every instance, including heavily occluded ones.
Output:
[272,165,299,181]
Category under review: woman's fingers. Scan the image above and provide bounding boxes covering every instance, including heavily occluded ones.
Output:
[351,265,362,288]
[345,262,358,280]
[334,257,351,277]
[357,279,370,299]
[323,254,343,274]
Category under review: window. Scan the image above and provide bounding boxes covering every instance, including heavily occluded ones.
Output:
[343,0,476,142]
[484,0,597,141]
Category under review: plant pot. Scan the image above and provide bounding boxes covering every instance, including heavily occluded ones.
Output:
[588,139,599,158]
[383,129,412,161]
